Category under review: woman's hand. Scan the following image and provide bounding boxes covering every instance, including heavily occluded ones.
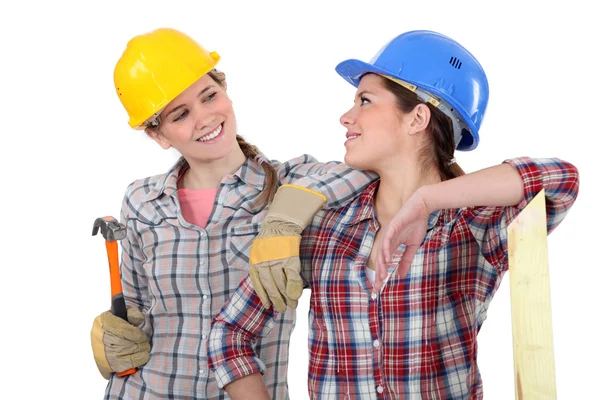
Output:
[374,189,430,292]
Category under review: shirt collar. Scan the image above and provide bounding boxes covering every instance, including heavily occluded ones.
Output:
[343,181,379,226]
[141,156,267,203]
[141,157,187,203]
[344,180,456,230]
[230,156,266,191]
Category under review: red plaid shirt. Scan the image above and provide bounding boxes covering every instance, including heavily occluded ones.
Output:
[209,157,579,399]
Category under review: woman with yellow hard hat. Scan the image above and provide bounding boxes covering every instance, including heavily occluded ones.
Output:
[90,27,376,399]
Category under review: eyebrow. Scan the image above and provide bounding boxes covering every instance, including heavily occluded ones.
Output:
[355,90,375,101]
[164,85,216,118]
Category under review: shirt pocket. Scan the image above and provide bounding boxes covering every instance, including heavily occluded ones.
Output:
[227,222,262,272]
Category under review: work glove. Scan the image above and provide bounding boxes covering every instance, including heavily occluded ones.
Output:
[91,307,150,379]
[249,184,326,312]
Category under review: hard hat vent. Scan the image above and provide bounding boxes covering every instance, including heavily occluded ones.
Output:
[449,56,462,69]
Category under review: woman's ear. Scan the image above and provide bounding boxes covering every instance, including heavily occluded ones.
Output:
[406,103,431,136]
[145,128,172,150]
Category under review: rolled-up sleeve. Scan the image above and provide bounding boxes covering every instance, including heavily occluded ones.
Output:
[208,276,279,389]
[463,157,579,272]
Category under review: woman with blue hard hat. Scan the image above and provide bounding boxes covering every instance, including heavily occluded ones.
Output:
[209,30,579,399]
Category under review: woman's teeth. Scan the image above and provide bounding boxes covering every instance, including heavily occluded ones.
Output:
[198,124,222,142]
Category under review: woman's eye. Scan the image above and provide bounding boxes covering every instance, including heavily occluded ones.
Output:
[360,96,371,105]
[204,92,217,102]
[174,110,189,122]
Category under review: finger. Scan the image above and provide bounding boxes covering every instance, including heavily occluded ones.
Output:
[257,266,287,312]
[373,272,382,292]
[272,296,287,313]
[249,267,272,310]
[373,261,386,292]
[270,263,288,300]
[376,247,387,275]
[272,266,299,309]
[284,258,304,301]
[127,350,149,370]
[126,308,145,326]
[103,331,146,353]
[102,311,147,342]
[287,299,298,309]
[115,344,150,369]
[398,245,419,278]
[138,342,151,353]
[381,230,392,265]
[382,223,399,265]
[378,261,388,284]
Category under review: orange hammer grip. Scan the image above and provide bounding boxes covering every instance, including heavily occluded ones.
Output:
[105,240,138,376]
[116,368,137,377]
[105,241,123,298]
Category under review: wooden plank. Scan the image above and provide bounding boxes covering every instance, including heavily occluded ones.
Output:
[507,189,557,399]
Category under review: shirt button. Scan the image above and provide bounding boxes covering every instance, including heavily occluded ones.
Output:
[377,385,384,394]
[202,334,207,340]
[200,231,206,237]
[373,339,380,348]
[371,293,377,300]
[199,369,206,375]
[202,294,208,300]
[199,260,205,266]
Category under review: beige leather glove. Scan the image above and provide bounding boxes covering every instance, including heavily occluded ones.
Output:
[91,307,150,379]
[249,184,326,312]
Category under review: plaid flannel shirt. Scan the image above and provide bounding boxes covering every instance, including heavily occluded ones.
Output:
[103,155,376,400]
[208,157,578,399]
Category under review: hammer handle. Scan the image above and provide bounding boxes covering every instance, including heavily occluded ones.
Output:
[105,240,137,377]
[105,241,127,319]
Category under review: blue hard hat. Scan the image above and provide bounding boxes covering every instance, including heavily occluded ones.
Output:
[335,30,489,151]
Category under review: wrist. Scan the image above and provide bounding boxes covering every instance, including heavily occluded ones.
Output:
[258,219,303,237]
[265,184,326,229]
[416,185,438,214]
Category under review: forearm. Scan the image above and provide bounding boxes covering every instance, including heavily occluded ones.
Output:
[208,277,276,387]
[279,155,377,209]
[224,373,270,400]
[421,163,524,212]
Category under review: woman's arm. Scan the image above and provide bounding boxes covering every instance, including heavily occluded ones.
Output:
[278,154,378,209]
[376,157,579,289]
[208,276,282,396]
[90,182,152,378]
[224,374,270,400]
[119,182,151,311]
[420,162,524,211]
[248,155,378,312]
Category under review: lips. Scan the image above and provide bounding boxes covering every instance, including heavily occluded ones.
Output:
[196,123,223,143]
[345,131,361,142]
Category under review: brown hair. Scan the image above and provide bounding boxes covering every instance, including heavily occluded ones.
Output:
[379,75,465,181]
[147,69,279,205]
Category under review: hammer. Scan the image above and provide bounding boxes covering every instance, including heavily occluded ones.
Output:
[92,216,136,377]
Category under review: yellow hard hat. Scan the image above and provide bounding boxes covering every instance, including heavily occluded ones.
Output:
[114,28,220,129]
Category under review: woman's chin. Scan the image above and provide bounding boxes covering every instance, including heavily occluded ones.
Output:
[344,152,370,171]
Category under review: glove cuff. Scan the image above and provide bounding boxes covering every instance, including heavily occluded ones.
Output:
[261,184,325,235]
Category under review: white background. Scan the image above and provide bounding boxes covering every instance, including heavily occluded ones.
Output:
[1,1,598,398]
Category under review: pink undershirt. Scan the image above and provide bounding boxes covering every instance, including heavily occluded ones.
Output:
[178,187,218,228]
